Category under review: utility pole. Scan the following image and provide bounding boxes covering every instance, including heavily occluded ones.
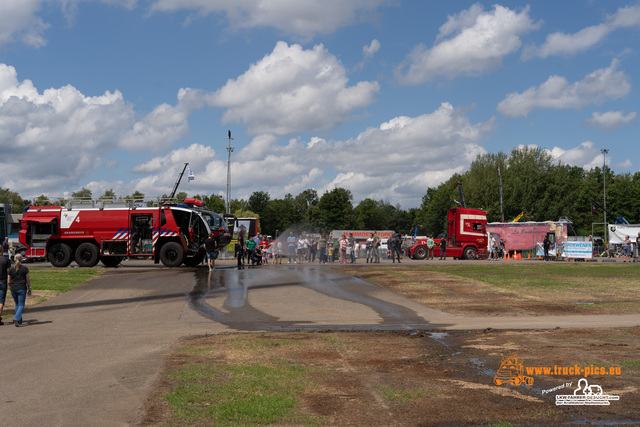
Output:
[601,148,609,244]
[498,163,504,223]
[226,130,234,215]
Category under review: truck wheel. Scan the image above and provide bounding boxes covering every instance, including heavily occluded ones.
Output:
[75,243,100,267]
[101,256,122,267]
[49,243,73,267]
[414,246,427,260]
[463,246,478,260]
[159,242,185,267]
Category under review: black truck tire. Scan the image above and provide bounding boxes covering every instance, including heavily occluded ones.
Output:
[159,241,185,267]
[414,246,427,260]
[75,242,100,267]
[49,243,73,267]
[463,246,478,260]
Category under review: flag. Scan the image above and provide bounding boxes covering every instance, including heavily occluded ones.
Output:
[187,165,195,181]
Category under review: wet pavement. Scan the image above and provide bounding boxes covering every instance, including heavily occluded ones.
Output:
[188,264,436,331]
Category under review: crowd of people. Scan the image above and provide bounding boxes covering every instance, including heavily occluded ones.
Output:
[233,230,407,266]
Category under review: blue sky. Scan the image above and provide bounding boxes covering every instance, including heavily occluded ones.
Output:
[1,1,638,209]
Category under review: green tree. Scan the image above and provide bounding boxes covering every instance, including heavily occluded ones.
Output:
[71,187,93,200]
[34,194,51,206]
[125,190,145,202]
[248,191,270,218]
[99,189,116,200]
[0,188,30,212]
[317,188,355,230]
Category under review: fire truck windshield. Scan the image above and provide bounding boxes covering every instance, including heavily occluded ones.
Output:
[201,211,227,230]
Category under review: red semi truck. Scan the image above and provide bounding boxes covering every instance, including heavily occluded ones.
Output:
[407,207,488,260]
[18,198,233,267]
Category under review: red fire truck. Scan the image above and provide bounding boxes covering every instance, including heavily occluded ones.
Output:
[407,207,488,260]
[18,198,233,268]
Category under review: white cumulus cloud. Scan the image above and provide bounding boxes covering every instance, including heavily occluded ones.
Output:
[149,0,392,40]
[209,41,380,136]
[396,4,539,84]
[136,102,494,207]
[585,110,636,130]
[497,60,631,117]
[522,4,640,59]
[0,63,208,196]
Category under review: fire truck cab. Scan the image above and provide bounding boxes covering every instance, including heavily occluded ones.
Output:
[19,199,230,268]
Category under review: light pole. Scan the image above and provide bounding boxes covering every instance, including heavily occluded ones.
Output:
[601,148,609,244]
[226,130,234,215]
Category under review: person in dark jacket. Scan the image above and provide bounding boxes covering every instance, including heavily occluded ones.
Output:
[0,253,9,325]
[8,254,31,327]
[439,237,447,260]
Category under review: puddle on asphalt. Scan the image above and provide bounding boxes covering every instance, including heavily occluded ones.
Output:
[188,265,443,331]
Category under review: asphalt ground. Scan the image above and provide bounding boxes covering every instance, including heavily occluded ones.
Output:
[1,258,638,426]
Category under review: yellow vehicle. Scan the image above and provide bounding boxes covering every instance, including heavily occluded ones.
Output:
[494,352,534,386]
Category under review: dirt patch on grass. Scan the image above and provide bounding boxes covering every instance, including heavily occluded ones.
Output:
[142,329,640,425]
[337,265,640,315]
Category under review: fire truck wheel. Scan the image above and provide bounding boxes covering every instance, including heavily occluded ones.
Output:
[101,256,122,267]
[159,242,185,267]
[414,246,427,260]
[75,243,100,267]
[463,246,478,260]
[49,243,73,267]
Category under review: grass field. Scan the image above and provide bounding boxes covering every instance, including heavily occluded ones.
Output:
[338,262,640,315]
[2,267,104,312]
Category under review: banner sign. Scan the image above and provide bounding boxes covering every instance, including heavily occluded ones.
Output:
[487,222,567,252]
[608,225,640,244]
[562,241,592,259]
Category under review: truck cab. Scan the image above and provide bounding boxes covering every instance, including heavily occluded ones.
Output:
[407,207,487,260]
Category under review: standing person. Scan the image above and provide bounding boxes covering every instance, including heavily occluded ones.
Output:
[277,240,283,264]
[426,235,435,260]
[309,236,317,263]
[318,233,327,264]
[348,233,356,263]
[391,233,401,263]
[297,234,306,264]
[237,229,247,267]
[543,235,551,261]
[339,234,348,264]
[636,232,640,260]
[302,234,310,261]
[365,233,374,263]
[439,236,447,260]
[372,232,380,263]
[204,232,218,271]
[489,234,496,260]
[0,252,9,325]
[2,237,9,257]
[623,235,632,261]
[287,232,296,264]
[7,253,31,327]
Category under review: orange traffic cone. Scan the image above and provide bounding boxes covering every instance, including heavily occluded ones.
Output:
[528,253,531,259]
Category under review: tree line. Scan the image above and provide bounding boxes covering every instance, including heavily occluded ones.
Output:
[2,146,637,239]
